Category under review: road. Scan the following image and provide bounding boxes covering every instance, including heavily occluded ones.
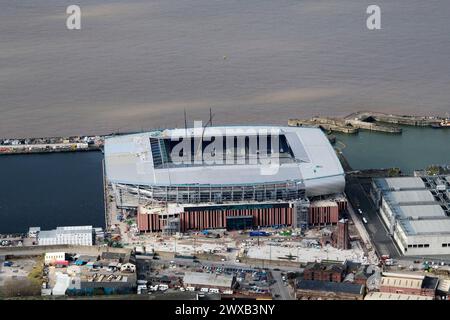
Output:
[345,176,401,258]
[270,270,294,300]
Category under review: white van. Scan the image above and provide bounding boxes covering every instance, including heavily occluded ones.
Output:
[158,284,169,291]
[362,217,368,224]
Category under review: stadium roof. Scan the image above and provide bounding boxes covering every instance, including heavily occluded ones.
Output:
[104,126,345,197]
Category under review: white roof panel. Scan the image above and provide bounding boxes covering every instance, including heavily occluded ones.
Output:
[385,190,436,204]
[398,205,446,219]
[104,126,345,196]
[380,177,426,190]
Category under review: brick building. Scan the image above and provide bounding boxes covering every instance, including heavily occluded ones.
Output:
[303,261,347,283]
[336,218,349,250]
[379,273,438,297]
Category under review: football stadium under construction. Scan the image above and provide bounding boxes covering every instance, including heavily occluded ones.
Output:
[104,126,346,234]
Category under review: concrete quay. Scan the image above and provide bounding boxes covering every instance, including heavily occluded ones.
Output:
[288,117,401,134]
[345,111,443,126]
[0,135,104,155]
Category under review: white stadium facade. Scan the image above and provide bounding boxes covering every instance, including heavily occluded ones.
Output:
[104,126,345,233]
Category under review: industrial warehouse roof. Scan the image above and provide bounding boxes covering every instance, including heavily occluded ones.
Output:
[380,276,423,290]
[384,190,436,205]
[398,205,446,219]
[374,177,426,191]
[104,126,345,197]
[183,272,234,289]
[364,292,433,300]
[401,219,450,235]
[296,280,364,295]
[38,226,93,239]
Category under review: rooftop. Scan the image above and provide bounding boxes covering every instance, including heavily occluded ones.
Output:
[104,126,345,197]
[397,205,446,219]
[374,177,426,191]
[365,292,433,300]
[296,280,364,295]
[401,219,450,235]
[183,272,235,289]
[384,190,436,205]
[380,276,422,290]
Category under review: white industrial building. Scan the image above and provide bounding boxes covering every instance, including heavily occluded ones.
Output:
[372,176,450,256]
[44,252,66,264]
[37,226,94,246]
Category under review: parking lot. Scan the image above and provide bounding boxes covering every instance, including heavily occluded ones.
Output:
[0,257,38,296]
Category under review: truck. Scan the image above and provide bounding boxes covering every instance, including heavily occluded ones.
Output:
[249,231,270,237]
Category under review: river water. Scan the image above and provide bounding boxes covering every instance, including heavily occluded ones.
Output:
[1,0,450,138]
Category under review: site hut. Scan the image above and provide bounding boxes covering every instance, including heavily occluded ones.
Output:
[183,272,236,292]
[372,176,450,256]
[104,126,345,234]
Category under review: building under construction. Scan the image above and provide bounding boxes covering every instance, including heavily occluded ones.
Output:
[104,126,346,234]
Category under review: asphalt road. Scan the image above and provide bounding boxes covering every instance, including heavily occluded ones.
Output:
[270,270,294,300]
[345,176,401,258]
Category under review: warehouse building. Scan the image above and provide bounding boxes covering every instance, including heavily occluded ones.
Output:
[372,176,450,256]
[295,280,365,300]
[364,292,433,300]
[37,226,94,246]
[379,272,438,297]
[183,272,236,292]
[105,126,345,233]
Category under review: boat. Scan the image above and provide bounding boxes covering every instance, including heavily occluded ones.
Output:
[431,118,450,128]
